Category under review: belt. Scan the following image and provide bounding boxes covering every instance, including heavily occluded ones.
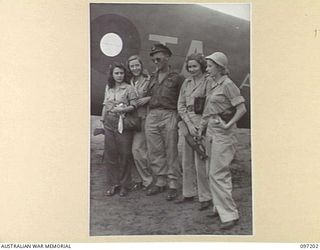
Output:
[149,107,176,111]
[105,111,119,117]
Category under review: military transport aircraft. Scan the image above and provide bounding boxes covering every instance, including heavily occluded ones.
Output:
[90,3,250,128]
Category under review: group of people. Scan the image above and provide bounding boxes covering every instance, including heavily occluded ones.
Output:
[96,43,246,230]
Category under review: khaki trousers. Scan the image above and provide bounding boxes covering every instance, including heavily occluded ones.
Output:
[131,118,153,187]
[145,109,181,189]
[178,121,211,202]
[206,120,239,223]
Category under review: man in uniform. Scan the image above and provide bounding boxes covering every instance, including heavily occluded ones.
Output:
[145,43,185,201]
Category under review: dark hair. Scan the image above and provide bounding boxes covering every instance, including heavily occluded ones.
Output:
[107,62,129,88]
[185,53,207,73]
[126,55,148,78]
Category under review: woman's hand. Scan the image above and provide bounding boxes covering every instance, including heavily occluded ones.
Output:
[112,106,126,114]
[136,96,151,106]
[215,116,229,130]
[188,124,198,137]
[196,127,204,139]
[112,104,135,114]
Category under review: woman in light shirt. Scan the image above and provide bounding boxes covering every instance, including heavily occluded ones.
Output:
[101,62,138,197]
[127,55,153,191]
[177,53,212,211]
[198,52,246,230]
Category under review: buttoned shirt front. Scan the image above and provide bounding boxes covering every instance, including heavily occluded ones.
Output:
[178,75,213,127]
[200,75,245,129]
[148,68,184,110]
[102,82,138,111]
[130,75,150,118]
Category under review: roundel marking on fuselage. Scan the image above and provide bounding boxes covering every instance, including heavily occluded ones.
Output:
[91,14,141,74]
[100,33,123,57]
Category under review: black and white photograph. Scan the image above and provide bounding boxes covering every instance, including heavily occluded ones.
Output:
[89,3,251,236]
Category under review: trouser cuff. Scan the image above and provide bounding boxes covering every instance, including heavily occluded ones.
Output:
[219,212,239,223]
[155,175,166,187]
[168,179,178,189]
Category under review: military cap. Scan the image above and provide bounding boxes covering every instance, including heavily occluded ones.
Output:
[150,43,172,56]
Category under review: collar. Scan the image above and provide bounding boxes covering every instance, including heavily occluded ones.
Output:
[186,74,206,83]
[130,75,150,85]
[118,82,128,89]
[214,75,228,85]
[152,65,173,76]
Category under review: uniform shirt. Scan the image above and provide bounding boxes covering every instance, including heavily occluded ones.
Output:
[200,75,245,130]
[148,68,185,110]
[102,82,138,111]
[177,75,213,127]
[130,75,150,118]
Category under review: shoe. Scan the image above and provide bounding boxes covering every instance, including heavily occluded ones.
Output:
[146,185,165,196]
[105,185,119,196]
[206,211,219,218]
[220,219,238,230]
[142,185,148,191]
[131,182,143,191]
[142,184,152,191]
[174,196,194,204]
[198,200,212,211]
[119,187,128,197]
[166,188,178,201]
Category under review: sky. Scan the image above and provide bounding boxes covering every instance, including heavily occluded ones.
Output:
[198,3,250,21]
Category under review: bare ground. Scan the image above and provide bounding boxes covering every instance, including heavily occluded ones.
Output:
[90,116,252,236]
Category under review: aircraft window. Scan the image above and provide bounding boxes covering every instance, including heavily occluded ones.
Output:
[100,33,123,57]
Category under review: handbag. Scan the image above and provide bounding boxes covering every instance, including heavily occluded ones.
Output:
[194,80,207,114]
[194,96,206,114]
[123,111,141,131]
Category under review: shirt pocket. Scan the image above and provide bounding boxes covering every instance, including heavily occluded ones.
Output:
[115,90,129,104]
[104,89,114,102]
[210,94,226,103]
[185,92,194,105]
[161,79,176,97]
[164,78,176,88]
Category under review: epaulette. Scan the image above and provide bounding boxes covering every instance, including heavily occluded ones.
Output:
[183,75,192,82]
[220,76,233,86]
